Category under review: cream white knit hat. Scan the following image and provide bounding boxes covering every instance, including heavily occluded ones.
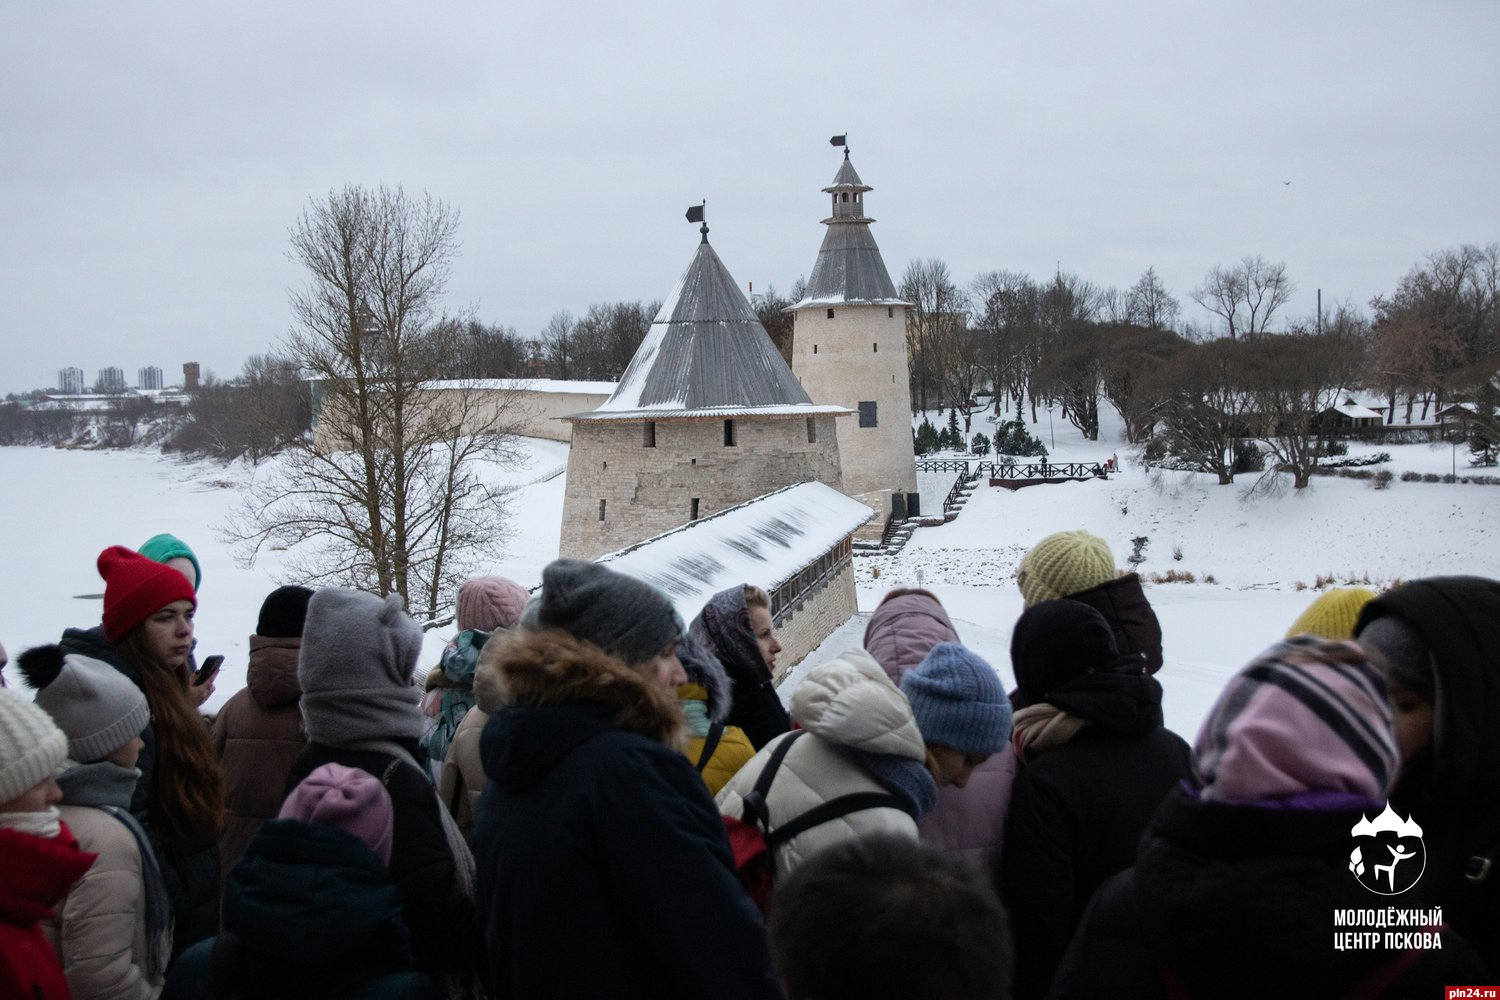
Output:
[0,688,68,804]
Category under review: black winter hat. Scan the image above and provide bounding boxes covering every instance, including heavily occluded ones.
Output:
[524,559,683,666]
[257,585,316,639]
[1010,599,1133,707]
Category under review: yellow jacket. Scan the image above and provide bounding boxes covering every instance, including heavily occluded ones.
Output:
[678,683,756,795]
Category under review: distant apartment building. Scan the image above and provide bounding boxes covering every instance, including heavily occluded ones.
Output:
[183,362,201,391]
[96,367,126,394]
[138,365,164,390]
[57,367,85,394]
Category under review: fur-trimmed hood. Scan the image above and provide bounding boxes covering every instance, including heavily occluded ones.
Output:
[476,629,686,794]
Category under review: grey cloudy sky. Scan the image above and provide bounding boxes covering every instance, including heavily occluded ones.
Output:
[3,1,1496,393]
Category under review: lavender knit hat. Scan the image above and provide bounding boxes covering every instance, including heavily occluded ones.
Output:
[1195,636,1397,803]
[901,642,1012,756]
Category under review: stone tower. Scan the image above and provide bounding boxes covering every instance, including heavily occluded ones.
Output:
[559,221,848,561]
[789,147,917,522]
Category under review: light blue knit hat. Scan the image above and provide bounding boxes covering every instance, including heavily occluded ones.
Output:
[901,642,1012,756]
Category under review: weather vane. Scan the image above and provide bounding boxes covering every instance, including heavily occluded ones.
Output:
[684,200,707,242]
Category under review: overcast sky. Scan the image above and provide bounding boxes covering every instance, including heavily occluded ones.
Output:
[2,1,1496,393]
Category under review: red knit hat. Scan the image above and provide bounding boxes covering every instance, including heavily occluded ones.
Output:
[98,545,197,643]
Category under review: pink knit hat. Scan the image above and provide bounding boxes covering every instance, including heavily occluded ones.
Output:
[279,762,394,865]
[1194,637,1397,804]
[456,576,529,633]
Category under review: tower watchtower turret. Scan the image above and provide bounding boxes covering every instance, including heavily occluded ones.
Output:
[790,143,917,523]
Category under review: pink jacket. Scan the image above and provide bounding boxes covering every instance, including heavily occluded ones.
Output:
[863,590,1017,889]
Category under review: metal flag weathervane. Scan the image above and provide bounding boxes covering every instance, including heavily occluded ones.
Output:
[685,201,708,242]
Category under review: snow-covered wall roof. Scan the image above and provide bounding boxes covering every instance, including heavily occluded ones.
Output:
[597,481,873,623]
[568,403,852,422]
[420,378,618,395]
[1330,402,1382,420]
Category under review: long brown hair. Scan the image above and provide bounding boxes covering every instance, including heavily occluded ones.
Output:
[118,629,224,840]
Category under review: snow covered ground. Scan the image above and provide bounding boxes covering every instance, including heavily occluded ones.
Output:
[2,402,1496,741]
[0,439,568,712]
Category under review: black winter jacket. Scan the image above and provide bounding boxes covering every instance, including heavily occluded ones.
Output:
[287,740,478,977]
[1356,575,1500,974]
[1064,573,1164,674]
[1001,675,1191,999]
[164,819,440,1000]
[1049,788,1488,999]
[472,629,782,1000]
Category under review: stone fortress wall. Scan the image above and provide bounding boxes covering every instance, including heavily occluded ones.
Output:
[559,413,844,560]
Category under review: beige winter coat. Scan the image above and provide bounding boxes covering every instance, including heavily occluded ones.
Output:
[716,649,925,877]
[44,804,163,1000]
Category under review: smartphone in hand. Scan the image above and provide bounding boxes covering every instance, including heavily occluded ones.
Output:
[193,654,224,687]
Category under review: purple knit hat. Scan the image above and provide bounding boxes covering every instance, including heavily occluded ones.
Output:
[279,762,394,865]
[1194,636,1398,804]
[456,576,529,634]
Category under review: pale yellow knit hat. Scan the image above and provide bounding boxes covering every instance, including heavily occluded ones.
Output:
[1016,530,1116,607]
[1286,587,1377,640]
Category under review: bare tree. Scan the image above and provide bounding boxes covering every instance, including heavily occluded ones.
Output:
[1097,286,1130,324]
[1371,243,1500,422]
[933,321,987,433]
[753,284,796,364]
[223,184,526,627]
[1096,324,1187,443]
[971,270,1041,419]
[539,311,576,380]
[1191,255,1294,339]
[1033,272,1099,427]
[1242,329,1366,489]
[1146,338,1254,485]
[1035,324,1104,440]
[1126,266,1181,331]
[901,258,968,414]
[451,320,529,378]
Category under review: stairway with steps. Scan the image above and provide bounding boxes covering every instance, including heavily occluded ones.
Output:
[855,467,982,556]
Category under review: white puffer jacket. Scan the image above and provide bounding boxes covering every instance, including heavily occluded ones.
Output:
[716,649,926,877]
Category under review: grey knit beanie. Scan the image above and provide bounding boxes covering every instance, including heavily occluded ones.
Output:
[527,559,684,665]
[1358,615,1436,703]
[0,688,68,804]
[17,645,149,763]
[298,588,425,746]
[901,642,1013,756]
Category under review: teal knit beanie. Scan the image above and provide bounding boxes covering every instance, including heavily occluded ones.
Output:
[137,533,202,591]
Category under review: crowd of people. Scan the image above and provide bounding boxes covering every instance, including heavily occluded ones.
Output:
[1,528,1497,999]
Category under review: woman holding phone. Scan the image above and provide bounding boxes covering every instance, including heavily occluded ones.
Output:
[68,545,227,958]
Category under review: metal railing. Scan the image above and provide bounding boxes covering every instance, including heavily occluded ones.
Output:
[984,461,1107,480]
[914,458,979,473]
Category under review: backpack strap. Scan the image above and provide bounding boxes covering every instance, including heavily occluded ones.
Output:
[696,723,726,773]
[765,791,914,848]
[740,730,917,846]
[740,730,807,830]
